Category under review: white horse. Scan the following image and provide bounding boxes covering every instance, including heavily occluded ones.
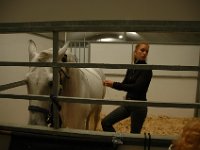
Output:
[26,40,106,130]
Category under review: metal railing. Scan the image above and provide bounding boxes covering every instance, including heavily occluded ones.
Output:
[0,20,200,149]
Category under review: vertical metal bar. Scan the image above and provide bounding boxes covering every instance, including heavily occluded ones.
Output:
[74,42,76,62]
[131,42,134,64]
[195,49,200,117]
[87,42,91,63]
[123,32,126,41]
[64,32,67,43]
[83,32,86,62]
[88,41,91,63]
[78,42,81,63]
[52,31,60,128]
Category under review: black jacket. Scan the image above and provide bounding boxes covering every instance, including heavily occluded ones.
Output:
[112,60,152,101]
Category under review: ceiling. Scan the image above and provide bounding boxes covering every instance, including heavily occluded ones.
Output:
[35,32,200,45]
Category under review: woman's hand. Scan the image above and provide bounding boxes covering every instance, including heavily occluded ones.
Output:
[103,80,114,88]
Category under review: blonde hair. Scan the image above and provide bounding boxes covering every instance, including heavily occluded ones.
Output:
[132,41,150,63]
[172,119,200,150]
[135,41,149,50]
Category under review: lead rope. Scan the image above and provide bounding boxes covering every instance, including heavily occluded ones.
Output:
[46,94,62,127]
[46,73,69,127]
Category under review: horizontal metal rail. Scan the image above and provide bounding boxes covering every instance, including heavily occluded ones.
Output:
[0,20,200,33]
[0,80,199,109]
[0,93,199,109]
[0,62,199,71]
[0,80,26,91]
[0,123,175,147]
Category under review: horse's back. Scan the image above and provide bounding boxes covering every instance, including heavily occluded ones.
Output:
[80,68,106,99]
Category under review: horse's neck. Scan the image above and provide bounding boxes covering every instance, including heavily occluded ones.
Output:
[83,68,105,81]
[62,68,105,99]
[62,68,87,97]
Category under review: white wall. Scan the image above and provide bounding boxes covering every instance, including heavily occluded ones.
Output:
[90,43,200,117]
[0,33,52,125]
[90,43,133,74]
[0,35,199,126]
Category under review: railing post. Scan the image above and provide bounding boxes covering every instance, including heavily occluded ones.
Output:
[51,31,60,128]
[195,50,200,117]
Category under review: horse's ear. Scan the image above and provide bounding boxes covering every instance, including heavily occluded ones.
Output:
[58,41,70,60]
[28,40,38,61]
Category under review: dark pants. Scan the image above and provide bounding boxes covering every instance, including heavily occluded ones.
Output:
[101,105,147,133]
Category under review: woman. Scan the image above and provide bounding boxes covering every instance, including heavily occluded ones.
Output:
[101,42,152,133]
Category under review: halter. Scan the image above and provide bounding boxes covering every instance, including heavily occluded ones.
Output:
[47,54,70,127]
[58,54,70,94]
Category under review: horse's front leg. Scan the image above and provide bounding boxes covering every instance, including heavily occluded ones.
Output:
[60,103,90,129]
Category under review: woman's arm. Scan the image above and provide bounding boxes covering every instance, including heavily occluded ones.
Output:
[112,70,152,92]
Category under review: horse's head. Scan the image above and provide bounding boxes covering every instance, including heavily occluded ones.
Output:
[26,40,69,96]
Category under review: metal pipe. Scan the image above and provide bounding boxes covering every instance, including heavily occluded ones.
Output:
[0,93,199,109]
[0,62,199,71]
[83,32,86,62]
[52,31,60,129]
[79,42,81,62]
[0,21,200,33]
[0,80,27,92]
[0,122,175,147]
[195,49,200,117]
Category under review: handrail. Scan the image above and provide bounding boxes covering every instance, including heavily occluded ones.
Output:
[0,20,200,33]
[0,80,26,92]
[0,122,175,147]
[0,93,199,109]
[0,62,199,71]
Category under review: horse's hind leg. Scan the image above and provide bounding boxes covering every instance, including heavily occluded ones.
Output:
[86,117,89,129]
[93,105,102,130]
[86,108,93,130]
[86,105,102,130]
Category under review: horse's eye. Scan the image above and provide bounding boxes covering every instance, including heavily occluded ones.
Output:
[62,54,67,62]
[48,81,53,87]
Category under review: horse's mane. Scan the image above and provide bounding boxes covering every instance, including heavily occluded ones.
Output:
[36,48,77,63]
[65,50,77,62]
[37,48,53,62]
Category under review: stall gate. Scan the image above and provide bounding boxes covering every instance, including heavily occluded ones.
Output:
[0,20,200,150]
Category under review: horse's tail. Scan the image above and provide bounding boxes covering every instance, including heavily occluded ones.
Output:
[86,105,102,130]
